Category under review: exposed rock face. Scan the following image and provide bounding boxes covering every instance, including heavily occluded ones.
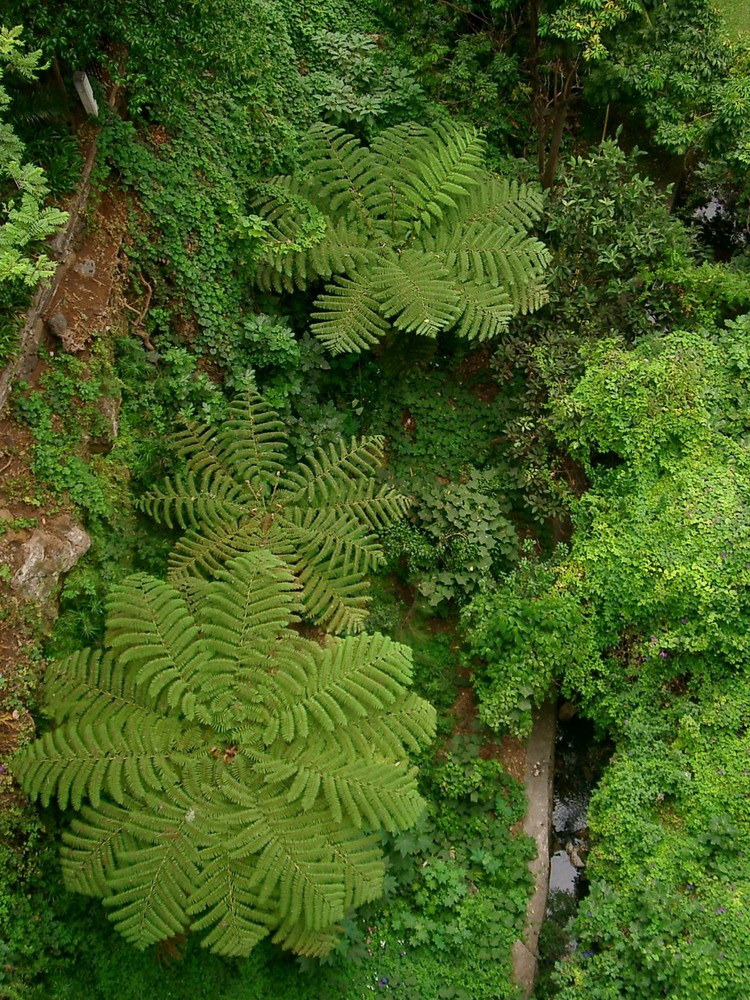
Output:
[9,515,91,604]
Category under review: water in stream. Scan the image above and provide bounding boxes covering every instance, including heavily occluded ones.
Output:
[534,711,611,998]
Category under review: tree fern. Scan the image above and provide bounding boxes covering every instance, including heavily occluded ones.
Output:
[13,551,436,957]
[253,121,550,354]
[143,390,409,634]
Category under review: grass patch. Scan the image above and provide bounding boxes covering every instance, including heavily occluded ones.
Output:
[716,0,750,37]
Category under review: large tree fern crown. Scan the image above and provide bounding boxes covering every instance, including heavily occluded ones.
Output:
[12,551,436,958]
[253,121,551,353]
[142,390,410,634]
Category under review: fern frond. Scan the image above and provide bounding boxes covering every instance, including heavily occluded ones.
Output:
[312,273,390,355]
[61,803,131,897]
[266,632,415,745]
[42,648,150,724]
[142,469,246,533]
[449,278,516,341]
[450,175,546,233]
[167,521,256,584]
[214,392,288,487]
[372,251,460,337]
[272,920,342,957]
[288,758,425,832]
[300,123,377,230]
[13,708,187,810]
[199,552,302,660]
[188,853,274,956]
[366,121,485,232]
[104,575,205,717]
[102,796,202,949]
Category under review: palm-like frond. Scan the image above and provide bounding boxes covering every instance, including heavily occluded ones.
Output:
[144,390,409,633]
[12,552,436,957]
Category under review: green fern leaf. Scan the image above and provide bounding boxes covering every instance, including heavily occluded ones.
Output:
[187,853,275,956]
[312,273,390,355]
[372,250,461,337]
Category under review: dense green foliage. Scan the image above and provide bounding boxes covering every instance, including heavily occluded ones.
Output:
[2,0,750,997]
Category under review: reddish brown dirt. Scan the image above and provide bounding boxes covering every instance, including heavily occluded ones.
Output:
[44,192,129,354]
[0,180,129,806]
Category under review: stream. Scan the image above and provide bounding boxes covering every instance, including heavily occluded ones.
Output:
[534,709,611,998]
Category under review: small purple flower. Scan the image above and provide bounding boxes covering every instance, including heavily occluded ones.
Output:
[717,768,725,775]
[650,636,658,643]
[716,906,727,914]
[680,618,688,624]
[659,651,669,658]
[721,552,729,559]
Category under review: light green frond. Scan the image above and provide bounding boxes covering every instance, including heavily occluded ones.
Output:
[276,514,373,633]
[272,920,342,957]
[250,827,345,929]
[215,391,288,487]
[142,469,247,533]
[167,522,254,584]
[372,251,461,337]
[299,122,377,229]
[188,853,274,956]
[105,574,204,717]
[366,121,485,231]
[267,632,414,744]
[287,757,425,832]
[312,273,390,355]
[307,217,374,278]
[269,819,385,952]
[102,801,202,949]
[450,175,546,232]
[199,552,303,659]
[61,802,132,897]
[319,692,436,761]
[12,708,187,810]
[493,238,550,316]
[42,649,148,724]
[450,279,516,341]
[283,435,384,503]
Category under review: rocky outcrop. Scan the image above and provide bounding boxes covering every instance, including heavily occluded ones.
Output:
[7,514,91,606]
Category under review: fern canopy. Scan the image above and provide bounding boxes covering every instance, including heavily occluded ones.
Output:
[253,121,550,354]
[13,551,436,957]
[142,390,409,634]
